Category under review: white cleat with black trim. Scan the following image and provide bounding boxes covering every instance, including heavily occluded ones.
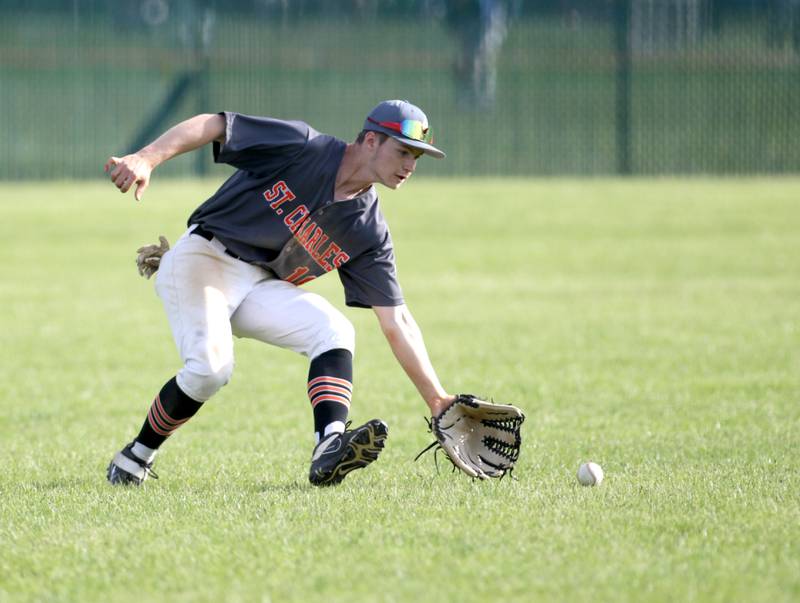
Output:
[107,442,159,486]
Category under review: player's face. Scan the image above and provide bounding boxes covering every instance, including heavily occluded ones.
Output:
[372,137,423,189]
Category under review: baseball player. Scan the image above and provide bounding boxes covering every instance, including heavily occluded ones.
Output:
[104,100,458,486]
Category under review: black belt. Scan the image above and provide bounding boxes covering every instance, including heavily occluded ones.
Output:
[191,224,244,261]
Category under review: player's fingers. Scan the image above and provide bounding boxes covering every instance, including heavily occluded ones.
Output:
[135,177,149,201]
[109,164,127,185]
[126,173,141,193]
[119,173,135,193]
[104,156,120,173]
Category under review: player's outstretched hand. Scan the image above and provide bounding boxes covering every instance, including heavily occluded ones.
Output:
[104,153,153,201]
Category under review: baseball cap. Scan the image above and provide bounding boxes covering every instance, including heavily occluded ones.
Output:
[363,100,446,159]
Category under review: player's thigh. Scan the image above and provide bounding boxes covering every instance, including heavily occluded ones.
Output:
[155,233,259,368]
[231,279,355,358]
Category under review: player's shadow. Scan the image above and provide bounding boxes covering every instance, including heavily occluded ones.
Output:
[27,478,87,491]
[254,480,308,494]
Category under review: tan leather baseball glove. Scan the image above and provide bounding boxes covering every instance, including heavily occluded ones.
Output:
[416,394,525,479]
[135,235,169,279]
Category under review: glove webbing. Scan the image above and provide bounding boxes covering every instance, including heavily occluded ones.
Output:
[482,417,524,433]
[483,415,524,463]
[483,435,521,464]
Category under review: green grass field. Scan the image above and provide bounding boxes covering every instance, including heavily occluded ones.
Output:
[1,178,799,602]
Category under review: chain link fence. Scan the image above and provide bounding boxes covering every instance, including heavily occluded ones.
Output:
[1,0,798,178]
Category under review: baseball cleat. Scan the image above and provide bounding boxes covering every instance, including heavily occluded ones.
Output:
[106,442,159,486]
[309,419,388,486]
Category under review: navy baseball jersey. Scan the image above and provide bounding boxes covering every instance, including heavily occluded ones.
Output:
[188,112,404,308]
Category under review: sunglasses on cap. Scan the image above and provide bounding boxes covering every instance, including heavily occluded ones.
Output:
[366,117,434,144]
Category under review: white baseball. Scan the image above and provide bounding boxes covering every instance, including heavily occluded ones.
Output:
[577,462,604,486]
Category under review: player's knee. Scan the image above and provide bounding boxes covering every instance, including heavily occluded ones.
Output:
[307,311,355,359]
[177,357,235,402]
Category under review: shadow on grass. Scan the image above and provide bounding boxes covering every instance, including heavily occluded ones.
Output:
[27,478,89,491]
[253,479,309,495]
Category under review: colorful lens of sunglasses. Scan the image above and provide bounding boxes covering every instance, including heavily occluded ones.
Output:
[369,117,433,143]
[398,120,432,142]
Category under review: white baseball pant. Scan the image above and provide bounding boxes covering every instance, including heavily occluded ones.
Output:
[154,226,355,402]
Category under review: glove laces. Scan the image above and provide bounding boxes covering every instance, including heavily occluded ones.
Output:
[413,417,463,476]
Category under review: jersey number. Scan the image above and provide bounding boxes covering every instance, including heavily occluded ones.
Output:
[285,266,316,286]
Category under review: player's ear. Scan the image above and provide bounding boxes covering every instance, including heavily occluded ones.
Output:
[363,131,379,151]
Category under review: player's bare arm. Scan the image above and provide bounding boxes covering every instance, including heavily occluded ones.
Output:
[372,304,456,417]
[104,113,226,201]
[375,302,525,479]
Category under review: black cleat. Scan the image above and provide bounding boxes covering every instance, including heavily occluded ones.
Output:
[106,442,159,486]
[309,419,388,486]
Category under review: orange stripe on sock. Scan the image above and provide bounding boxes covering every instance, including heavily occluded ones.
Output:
[310,395,351,409]
[307,375,352,391]
[147,395,191,437]
[152,395,190,428]
[307,384,352,399]
[147,405,174,436]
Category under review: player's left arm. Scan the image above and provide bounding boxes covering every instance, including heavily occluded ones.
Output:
[372,304,456,417]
